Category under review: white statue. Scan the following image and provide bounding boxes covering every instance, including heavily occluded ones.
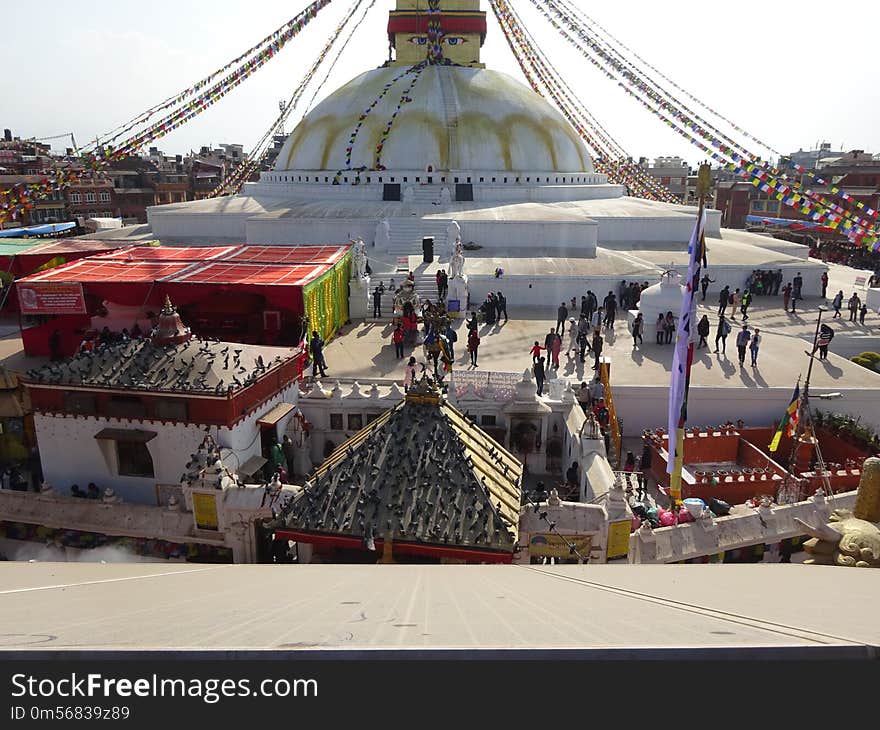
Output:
[445,219,461,252]
[351,237,367,280]
[403,185,415,203]
[439,187,452,205]
[450,238,465,280]
[374,218,391,250]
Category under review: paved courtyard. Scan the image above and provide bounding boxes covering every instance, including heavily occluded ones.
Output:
[322,288,879,392]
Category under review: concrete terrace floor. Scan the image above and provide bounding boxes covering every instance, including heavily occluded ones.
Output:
[0,562,876,657]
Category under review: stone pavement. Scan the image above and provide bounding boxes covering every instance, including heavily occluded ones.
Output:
[323,291,879,392]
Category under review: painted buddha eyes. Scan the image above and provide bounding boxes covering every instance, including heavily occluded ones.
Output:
[407,35,468,46]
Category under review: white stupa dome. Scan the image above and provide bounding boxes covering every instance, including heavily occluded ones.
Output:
[274,65,593,173]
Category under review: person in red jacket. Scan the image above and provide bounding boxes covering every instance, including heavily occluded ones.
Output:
[392,323,405,359]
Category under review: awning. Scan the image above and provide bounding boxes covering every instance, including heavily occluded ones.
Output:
[257,402,295,427]
[94,428,157,443]
[238,454,267,476]
[0,222,77,238]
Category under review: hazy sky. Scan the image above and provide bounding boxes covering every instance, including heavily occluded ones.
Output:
[3,0,878,167]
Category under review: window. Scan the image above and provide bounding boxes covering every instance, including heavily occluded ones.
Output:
[383,184,401,201]
[365,413,380,424]
[99,191,111,202]
[329,413,344,430]
[347,414,363,431]
[101,211,112,218]
[105,395,146,419]
[69,192,82,203]
[480,415,497,427]
[154,399,187,420]
[85,192,96,203]
[116,441,154,478]
[455,184,473,202]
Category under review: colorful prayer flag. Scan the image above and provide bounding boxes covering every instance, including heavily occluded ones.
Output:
[769,383,800,452]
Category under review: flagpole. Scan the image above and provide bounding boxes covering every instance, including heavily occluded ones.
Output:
[668,163,712,511]
[782,306,828,501]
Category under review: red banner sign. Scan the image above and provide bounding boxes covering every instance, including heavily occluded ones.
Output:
[17,282,86,315]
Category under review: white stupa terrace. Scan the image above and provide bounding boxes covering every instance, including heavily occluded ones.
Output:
[145,2,825,305]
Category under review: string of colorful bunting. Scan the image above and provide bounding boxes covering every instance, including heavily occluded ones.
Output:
[211,0,374,197]
[530,0,880,248]
[88,0,338,153]
[492,0,675,202]
[1,0,333,224]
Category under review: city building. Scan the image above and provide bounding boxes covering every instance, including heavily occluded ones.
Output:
[640,156,691,203]
[21,298,306,504]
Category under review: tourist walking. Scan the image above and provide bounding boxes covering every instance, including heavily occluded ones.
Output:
[404,356,417,391]
[735,324,750,366]
[534,356,546,396]
[556,302,568,335]
[576,381,591,413]
[372,287,382,318]
[467,328,480,367]
[793,272,803,300]
[580,295,589,318]
[783,282,793,312]
[655,313,665,345]
[392,323,405,358]
[790,283,798,313]
[717,285,730,316]
[664,311,675,344]
[730,288,740,320]
[631,312,644,346]
[603,292,617,329]
[740,289,752,320]
[714,315,731,354]
[821,271,829,299]
[589,375,605,404]
[567,317,578,356]
[773,269,783,296]
[310,331,328,377]
[848,293,861,322]
[832,290,843,318]
[749,328,761,367]
[550,331,562,369]
[697,314,710,348]
[444,323,457,361]
[700,274,715,301]
[530,340,546,363]
[591,330,603,371]
[496,291,508,323]
[860,303,868,325]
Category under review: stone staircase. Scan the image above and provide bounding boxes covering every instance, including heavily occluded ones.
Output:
[437,67,461,170]
[414,270,440,303]
[386,215,451,256]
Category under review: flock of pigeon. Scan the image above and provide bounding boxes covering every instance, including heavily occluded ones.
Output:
[276,399,522,552]
[26,336,290,395]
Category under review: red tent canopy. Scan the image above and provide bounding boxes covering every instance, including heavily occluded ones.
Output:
[18,259,199,307]
[162,262,327,312]
[90,245,242,262]
[224,245,350,266]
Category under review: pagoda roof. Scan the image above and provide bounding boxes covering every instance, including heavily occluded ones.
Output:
[275,385,523,555]
[23,337,298,396]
